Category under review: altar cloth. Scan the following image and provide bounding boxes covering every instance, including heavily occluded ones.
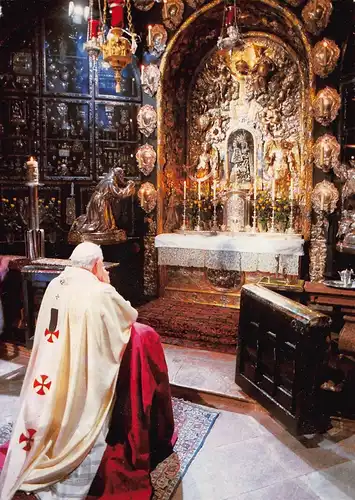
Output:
[155,233,304,255]
[155,233,304,275]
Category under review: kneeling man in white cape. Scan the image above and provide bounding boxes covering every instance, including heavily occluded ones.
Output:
[0,242,138,500]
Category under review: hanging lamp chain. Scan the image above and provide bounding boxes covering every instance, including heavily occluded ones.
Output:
[125,0,135,37]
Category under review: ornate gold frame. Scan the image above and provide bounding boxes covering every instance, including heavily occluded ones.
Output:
[157,0,315,238]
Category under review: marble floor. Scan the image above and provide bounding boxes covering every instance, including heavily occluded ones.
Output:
[2,346,355,499]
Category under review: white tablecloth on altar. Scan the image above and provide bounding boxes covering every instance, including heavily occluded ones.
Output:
[155,233,303,274]
[155,233,304,255]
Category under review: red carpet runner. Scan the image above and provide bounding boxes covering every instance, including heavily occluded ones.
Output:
[138,298,239,354]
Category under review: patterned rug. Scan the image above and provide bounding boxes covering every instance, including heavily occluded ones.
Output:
[138,297,239,353]
[0,398,219,500]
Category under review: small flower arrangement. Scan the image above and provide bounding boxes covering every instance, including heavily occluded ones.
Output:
[186,190,216,230]
[39,197,61,232]
[1,197,22,235]
[274,196,291,225]
[255,191,272,231]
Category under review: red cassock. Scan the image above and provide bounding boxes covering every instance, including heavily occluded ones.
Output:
[89,321,176,500]
[0,322,176,500]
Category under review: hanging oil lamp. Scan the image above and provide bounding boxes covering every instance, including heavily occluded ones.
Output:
[84,0,137,92]
[101,0,137,93]
[217,0,244,50]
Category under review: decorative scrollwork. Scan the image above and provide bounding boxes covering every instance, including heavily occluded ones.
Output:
[137,105,157,137]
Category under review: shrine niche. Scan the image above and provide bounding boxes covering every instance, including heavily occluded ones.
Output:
[155,0,314,307]
[157,0,313,238]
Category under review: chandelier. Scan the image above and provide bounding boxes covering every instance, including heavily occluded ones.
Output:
[217,0,244,50]
[84,0,137,93]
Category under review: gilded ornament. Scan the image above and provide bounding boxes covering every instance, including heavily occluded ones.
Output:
[141,64,160,97]
[136,144,157,176]
[312,38,340,78]
[137,105,157,137]
[284,0,305,6]
[186,0,205,9]
[312,134,340,173]
[138,182,158,213]
[311,180,339,215]
[309,215,327,282]
[313,87,340,126]
[147,24,168,58]
[162,0,184,31]
[302,0,333,36]
[133,0,154,11]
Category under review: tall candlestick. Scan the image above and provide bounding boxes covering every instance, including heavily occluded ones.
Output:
[213,179,216,201]
[181,181,187,232]
[320,192,325,212]
[148,25,152,47]
[290,177,294,201]
[195,180,202,232]
[163,0,167,17]
[270,178,276,233]
[287,177,295,234]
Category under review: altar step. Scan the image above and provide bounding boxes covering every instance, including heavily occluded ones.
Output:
[137,297,239,354]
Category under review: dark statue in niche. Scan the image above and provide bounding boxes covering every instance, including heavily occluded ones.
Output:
[228,130,253,185]
[68,167,135,245]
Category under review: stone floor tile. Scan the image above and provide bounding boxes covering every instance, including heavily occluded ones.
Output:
[229,478,321,500]
[299,462,355,500]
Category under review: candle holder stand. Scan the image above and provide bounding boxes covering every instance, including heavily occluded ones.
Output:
[211,198,218,233]
[287,198,295,234]
[25,181,45,260]
[180,197,187,232]
[195,202,202,232]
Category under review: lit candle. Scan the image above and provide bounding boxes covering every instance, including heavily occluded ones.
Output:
[213,179,217,201]
[148,25,152,47]
[132,77,135,94]
[320,192,325,212]
[272,178,276,204]
[290,177,294,202]
[183,180,186,201]
[254,164,257,201]
[198,180,201,201]
[163,0,167,17]
[26,156,39,184]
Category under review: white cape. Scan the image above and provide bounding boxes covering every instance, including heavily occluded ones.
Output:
[0,266,138,500]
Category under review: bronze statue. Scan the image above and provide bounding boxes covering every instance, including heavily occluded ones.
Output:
[68,167,135,245]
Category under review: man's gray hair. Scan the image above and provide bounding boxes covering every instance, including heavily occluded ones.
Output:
[69,242,104,270]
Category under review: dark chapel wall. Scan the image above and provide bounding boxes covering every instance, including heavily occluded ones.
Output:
[0,0,148,303]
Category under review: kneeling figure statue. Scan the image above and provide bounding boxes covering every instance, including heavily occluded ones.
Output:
[68,167,135,245]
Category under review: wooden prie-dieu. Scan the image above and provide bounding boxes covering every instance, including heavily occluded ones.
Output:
[236,284,332,434]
